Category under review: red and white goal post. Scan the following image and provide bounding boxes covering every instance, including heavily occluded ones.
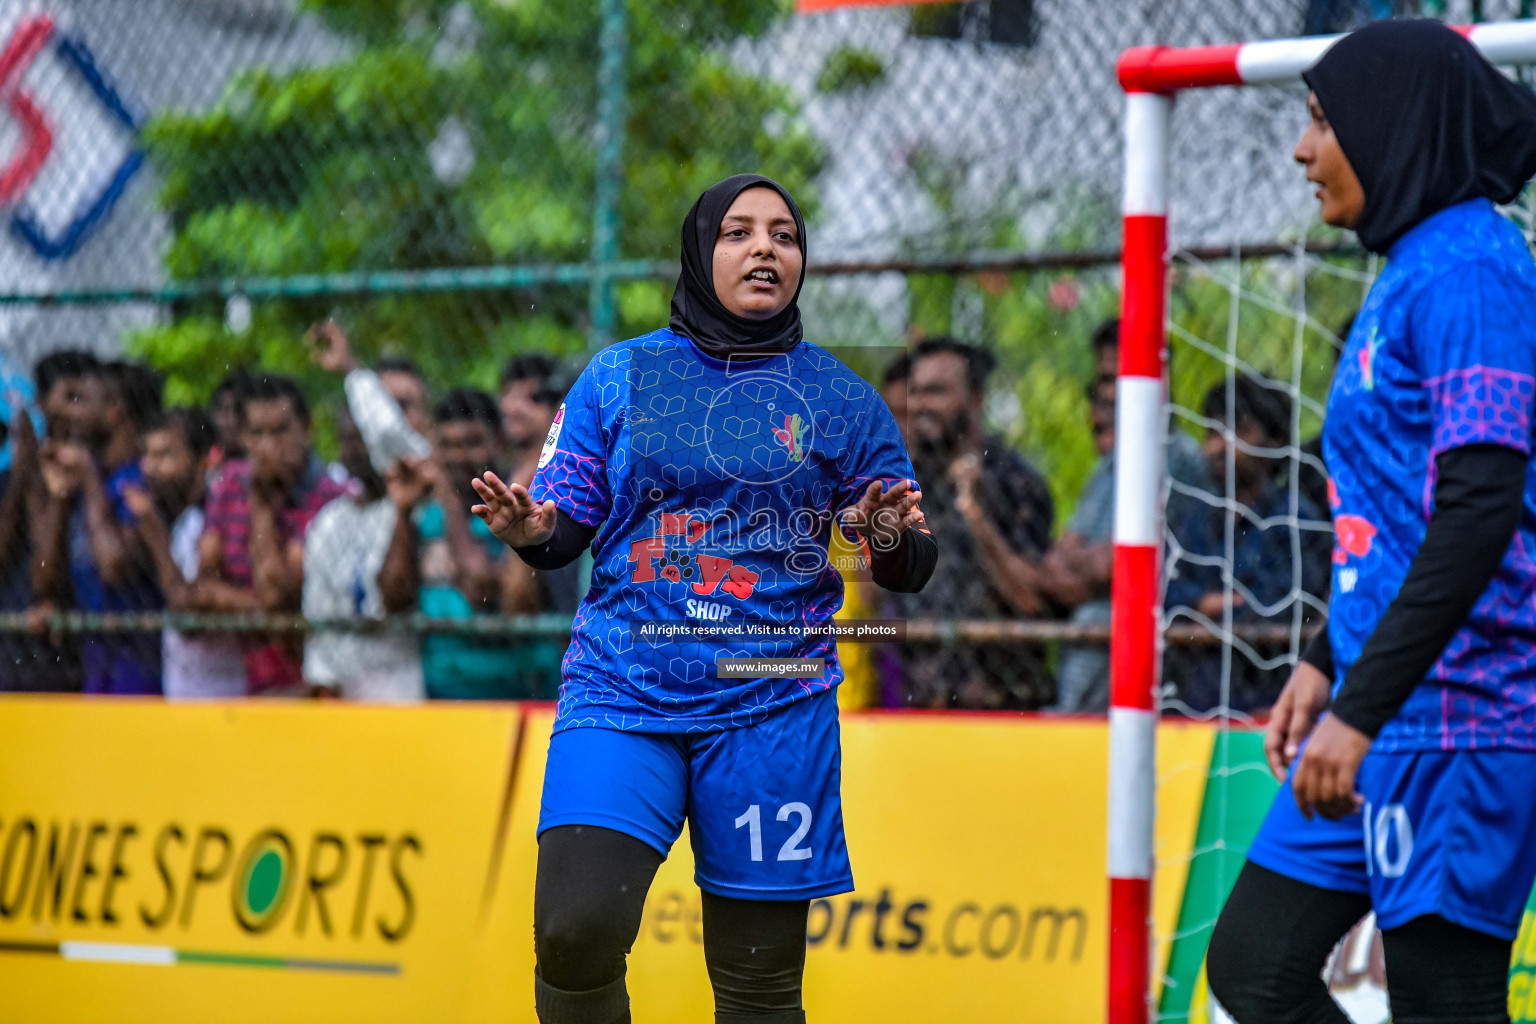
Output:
[1107,19,1536,1024]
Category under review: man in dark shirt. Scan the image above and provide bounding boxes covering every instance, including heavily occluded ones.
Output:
[1041,321,1214,712]
[8,350,103,692]
[1165,378,1331,713]
[890,337,1055,709]
[34,350,100,445]
[34,361,165,694]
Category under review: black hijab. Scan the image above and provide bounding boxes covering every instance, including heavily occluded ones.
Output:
[669,174,807,359]
[1303,19,1536,254]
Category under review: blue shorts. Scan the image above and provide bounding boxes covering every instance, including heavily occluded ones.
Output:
[1248,745,1536,939]
[538,688,853,900]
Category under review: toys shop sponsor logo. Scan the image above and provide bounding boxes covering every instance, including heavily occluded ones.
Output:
[628,512,759,600]
[627,503,899,589]
[685,598,734,621]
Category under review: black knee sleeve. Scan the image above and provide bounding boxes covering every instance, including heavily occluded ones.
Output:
[701,891,809,1020]
[1382,915,1513,1024]
[1206,862,1370,1024]
[534,973,631,1024]
[533,825,664,997]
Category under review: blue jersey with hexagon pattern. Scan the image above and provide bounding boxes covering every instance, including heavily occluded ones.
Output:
[530,328,917,733]
[1324,199,1536,752]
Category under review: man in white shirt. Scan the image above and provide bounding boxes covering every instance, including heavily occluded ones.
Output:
[123,408,247,698]
[305,320,434,468]
[303,410,425,702]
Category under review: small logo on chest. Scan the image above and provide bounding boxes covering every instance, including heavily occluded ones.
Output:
[1358,326,1383,392]
[771,413,809,461]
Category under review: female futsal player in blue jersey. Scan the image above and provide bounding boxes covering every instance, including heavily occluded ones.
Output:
[470,174,935,1024]
[1205,21,1536,1024]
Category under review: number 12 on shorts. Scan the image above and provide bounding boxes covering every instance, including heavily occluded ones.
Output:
[735,803,814,862]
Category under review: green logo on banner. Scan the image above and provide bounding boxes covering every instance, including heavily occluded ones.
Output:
[1509,906,1536,1021]
[233,831,294,933]
[246,849,284,915]
[1158,731,1277,1023]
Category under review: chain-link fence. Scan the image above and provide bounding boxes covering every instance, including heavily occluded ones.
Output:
[0,0,1519,705]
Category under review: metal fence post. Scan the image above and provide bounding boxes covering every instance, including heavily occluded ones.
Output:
[589,0,629,353]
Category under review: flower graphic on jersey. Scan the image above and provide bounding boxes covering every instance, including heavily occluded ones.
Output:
[771,413,809,462]
[1333,514,1378,565]
[1358,326,1383,391]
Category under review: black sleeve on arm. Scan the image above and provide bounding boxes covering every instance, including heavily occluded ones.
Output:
[512,509,597,571]
[1299,620,1334,681]
[869,524,938,594]
[1329,444,1527,738]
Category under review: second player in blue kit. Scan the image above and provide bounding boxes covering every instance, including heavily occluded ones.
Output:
[1206,21,1536,1024]
[470,175,935,1024]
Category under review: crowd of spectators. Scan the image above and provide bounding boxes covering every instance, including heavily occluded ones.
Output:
[873,321,1331,715]
[0,317,1334,713]
[0,326,576,702]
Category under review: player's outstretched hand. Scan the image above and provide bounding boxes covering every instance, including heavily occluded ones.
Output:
[470,471,557,548]
[842,480,925,549]
[1290,714,1371,822]
[1263,659,1332,781]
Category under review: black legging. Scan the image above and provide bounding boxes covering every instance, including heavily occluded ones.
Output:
[1207,862,1513,1024]
[533,824,810,1024]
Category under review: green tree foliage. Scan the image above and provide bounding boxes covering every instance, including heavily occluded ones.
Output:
[884,142,1360,529]
[130,0,823,407]
[906,254,1359,530]
[1166,253,1364,446]
[889,157,1125,524]
[816,47,885,94]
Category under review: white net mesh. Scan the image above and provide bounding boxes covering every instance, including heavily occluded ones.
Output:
[1153,236,1373,1024]
[1159,241,1368,723]
[1147,82,1536,1022]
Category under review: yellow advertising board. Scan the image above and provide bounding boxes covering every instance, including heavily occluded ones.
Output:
[466,709,1213,1023]
[0,697,521,1024]
[0,698,1211,1023]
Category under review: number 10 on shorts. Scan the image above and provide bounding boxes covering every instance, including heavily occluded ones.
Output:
[735,803,814,862]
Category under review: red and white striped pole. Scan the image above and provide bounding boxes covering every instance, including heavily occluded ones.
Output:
[1108,86,1169,1024]
[1115,21,1536,96]
[1107,19,1536,1024]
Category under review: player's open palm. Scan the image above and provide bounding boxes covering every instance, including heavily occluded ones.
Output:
[471,471,557,548]
[843,480,924,551]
